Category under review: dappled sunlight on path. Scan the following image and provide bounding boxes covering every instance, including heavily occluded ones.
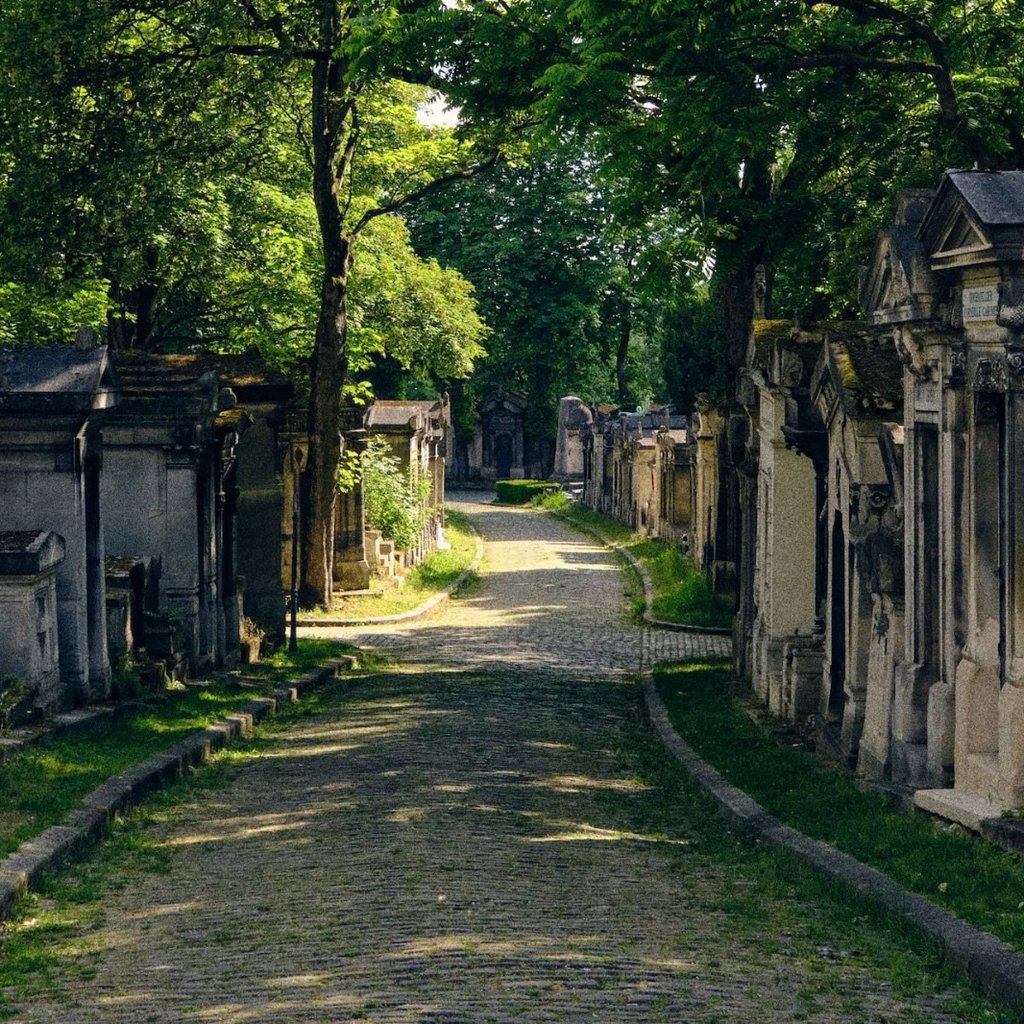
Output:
[5,493,978,1023]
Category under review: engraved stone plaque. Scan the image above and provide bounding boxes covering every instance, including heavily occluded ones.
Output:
[962,285,999,322]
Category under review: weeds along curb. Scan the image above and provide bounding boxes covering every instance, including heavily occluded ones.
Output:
[549,510,731,636]
[0,655,356,924]
[297,526,484,627]
[637,670,1024,1014]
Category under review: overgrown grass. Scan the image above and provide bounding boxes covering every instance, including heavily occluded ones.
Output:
[657,660,1024,955]
[0,638,350,861]
[309,509,478,620]
[551,503,733,629]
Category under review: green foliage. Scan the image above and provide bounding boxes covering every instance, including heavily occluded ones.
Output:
[495,479,554,504]
[406,140,673,445]
[360,437,431,550]
[530,489,570,512]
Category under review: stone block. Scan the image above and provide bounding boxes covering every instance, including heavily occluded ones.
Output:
[891,740,929,788]
[927,681,955,773]
[893,664,927,744]
[914,787,1003,832]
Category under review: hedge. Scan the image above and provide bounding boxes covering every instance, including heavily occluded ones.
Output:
[495,479,558,504]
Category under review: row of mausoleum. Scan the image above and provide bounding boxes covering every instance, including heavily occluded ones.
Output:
[739,169,1024,824]
[562,169,1024,825]
[0,339,449,724]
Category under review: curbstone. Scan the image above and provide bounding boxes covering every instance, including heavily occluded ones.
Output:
[550,511,732,636]
[0,654,354,927]
[296,527,484,627]
[639,668,1024,1014]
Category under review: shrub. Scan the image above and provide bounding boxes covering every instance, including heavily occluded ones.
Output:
[495,479,555,504]
[359,437,431,549]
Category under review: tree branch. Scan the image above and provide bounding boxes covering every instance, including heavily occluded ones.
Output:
[352,151,502,235]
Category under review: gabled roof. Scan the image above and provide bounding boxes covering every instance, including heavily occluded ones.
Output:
[861,196,941,325]
[747,320,820,388]
[0,343,117,414]
[919,170,1024,270]
[114,350,292,402]
[365,399,443,431]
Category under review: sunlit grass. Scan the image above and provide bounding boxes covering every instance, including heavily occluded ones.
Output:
[0,639,350,860]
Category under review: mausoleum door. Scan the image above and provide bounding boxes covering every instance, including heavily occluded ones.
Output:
[972,393,1006,683]
[914,425,941,679]
[495,433,514,479]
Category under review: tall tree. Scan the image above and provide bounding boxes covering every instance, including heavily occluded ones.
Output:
[0,0,506,605]
[438,0,1024,376]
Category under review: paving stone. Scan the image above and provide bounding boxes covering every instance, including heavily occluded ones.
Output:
[3,496,990,1022]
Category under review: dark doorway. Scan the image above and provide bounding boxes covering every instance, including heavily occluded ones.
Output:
[495,433,514,479]
[828,509,847,721]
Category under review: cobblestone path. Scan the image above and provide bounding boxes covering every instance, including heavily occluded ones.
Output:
[304,494,733,675]
[4,497,996,1021]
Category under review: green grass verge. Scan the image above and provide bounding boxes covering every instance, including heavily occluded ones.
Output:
[547,500,733,629]
[0,638,350,861]
[657,660,1024,955]
[308,509,478,620]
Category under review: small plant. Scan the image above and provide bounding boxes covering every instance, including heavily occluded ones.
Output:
[530,489,570,511]
[358,437,431,550]
[0,676,28,730]
[110,653,144,701]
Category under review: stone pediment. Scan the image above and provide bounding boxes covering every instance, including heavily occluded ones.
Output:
[862,226,941,324]
[920,170,1024,271]
[478,390,527,417]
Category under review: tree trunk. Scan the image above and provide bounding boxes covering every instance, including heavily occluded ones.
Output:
[300,0,352,608]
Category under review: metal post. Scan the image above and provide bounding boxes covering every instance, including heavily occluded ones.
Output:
[289,447,300,652]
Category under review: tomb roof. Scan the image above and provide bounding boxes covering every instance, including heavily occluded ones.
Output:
[0,530,65,575]
[749,320,795,369]
[819,323,903,417]
[0,344,116,413]
[114,351,292,401]
[365,399,443,429]
[945,170,1024,226]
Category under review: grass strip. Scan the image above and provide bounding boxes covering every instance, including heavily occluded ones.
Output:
[305,508,478,620]
[657,660,1024,955]
[0,638,350,861]
[538,494,732,629]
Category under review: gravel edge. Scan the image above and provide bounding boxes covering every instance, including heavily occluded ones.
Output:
[638,669,1024,1013]
[0,656,355,922]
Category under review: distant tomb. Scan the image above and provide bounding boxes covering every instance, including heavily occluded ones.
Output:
[0,531,64,720]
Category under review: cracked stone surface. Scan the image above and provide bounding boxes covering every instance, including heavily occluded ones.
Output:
[4,496,993,1022]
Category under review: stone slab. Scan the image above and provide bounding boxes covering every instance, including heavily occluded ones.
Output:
[913,787,1003,831]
